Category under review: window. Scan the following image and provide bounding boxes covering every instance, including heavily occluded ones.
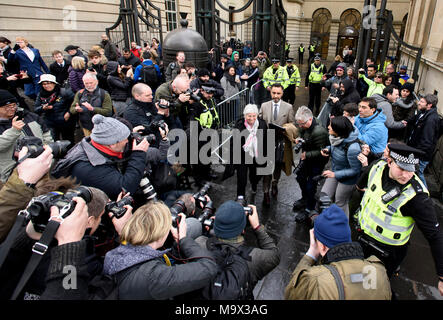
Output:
[229,6,234,32]
[165,0,178,31]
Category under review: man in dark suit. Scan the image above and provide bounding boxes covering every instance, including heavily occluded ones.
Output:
[49,50,70,85]
[259,83,295,205]
[8,37,49,99]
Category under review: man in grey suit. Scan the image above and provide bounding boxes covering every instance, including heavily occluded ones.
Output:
[259,83,295,205]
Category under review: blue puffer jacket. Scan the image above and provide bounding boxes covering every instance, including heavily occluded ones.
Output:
[354,109,388,154]
[327,127,362,185]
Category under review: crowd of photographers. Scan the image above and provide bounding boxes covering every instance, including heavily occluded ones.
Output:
[0,33,442,301]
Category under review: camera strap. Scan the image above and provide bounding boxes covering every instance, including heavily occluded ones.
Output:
[10,219,60,300]
[0,211,29,270]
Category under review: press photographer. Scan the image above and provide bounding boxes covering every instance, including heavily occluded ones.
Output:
[52,115,149,201]
[292,106,329,222]
[124,83,181,146]
[194,200,280,299]
[0,144,130,300]
[0,89,53,187]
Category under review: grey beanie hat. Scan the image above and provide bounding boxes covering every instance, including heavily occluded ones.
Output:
[91,114,130,145]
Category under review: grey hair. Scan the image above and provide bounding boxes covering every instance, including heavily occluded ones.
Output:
[82,72,97,82]
[132,82,150,97]
[295,106,313,122]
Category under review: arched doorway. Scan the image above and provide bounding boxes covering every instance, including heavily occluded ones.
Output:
[311,8,331,60]
[337,9,361,57]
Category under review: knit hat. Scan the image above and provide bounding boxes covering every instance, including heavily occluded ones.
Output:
[90,115,130,145]
[214,200,246,239]
[197,68,210,77]
[401,82,415,93]
[0,89,17,107]
[314,204,351,249]
[243,104,259,115]
[336,63,346,70]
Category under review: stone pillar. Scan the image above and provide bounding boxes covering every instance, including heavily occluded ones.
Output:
[327,19,340,61]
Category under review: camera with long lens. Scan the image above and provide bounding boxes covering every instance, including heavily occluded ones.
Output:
[139,171,157,201]
[185,88,201,102]
[193,183,211,208]
[293,138,305,154]
[16,136,71,160]
[170,199,187,228]
[25,186,92,233]
[235,195,252,216]
[105,196,134,219]
[308,192,333,227]
[198,201,216,232]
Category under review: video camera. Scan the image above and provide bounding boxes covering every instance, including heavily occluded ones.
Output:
[24,186,92,233]
[105,195,134,219]
[15,136,71,162]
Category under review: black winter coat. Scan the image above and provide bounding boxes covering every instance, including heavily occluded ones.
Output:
[406,108,440,161]
[34,86,75,127]
[106,61,133,101]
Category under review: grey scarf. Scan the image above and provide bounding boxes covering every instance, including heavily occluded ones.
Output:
[329,134,344,147]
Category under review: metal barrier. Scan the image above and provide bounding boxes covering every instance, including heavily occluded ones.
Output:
[215,80,262,129]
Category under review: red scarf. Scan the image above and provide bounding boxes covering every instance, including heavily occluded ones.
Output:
[91,139,124,159]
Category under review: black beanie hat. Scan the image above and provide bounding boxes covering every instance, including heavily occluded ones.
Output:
[197,68,210,77]
[0,90,17,107]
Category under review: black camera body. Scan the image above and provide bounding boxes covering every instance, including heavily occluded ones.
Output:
[170,199,187,228]
[26,186,92,233]
[131,131,156,145]
[185,88,201,102]
[149,119,167,132]
[193,183,211,208]
[235,195,252,215]
[105,196,134,219]
[323,73,333,80]
[198,201,216,232]
[16,136,71,160]
[15,108,24,121]
[293,138,305,154]
[358,69,366,75]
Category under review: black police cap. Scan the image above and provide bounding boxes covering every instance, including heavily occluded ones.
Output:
[388,143,424,172]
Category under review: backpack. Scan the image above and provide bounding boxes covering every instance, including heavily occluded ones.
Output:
[141,64,159,89]
[200,239,254,300]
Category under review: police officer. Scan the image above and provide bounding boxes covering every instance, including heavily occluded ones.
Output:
[187,84,220,182]
[308,43,316,63]
[282,58,300,106]
[263,58,289,94]
[356,144,443,296]
[305,55,327,116]
[298,43,305,65]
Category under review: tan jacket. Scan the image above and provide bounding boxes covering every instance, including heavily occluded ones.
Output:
[285,244,391,300]
[0,169,35,243]
[259,100,295,126]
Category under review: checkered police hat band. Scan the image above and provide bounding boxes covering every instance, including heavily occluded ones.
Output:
[390,151,419,165]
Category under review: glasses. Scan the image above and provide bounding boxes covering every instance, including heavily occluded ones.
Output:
[375,75,383,79]
[296,120,308,126]
[1,103,17,109]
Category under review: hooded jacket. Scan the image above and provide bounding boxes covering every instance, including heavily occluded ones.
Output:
[106,61,133,101]
[103,237,217,300]
[354,109,388,154]
[331,78,361,117]
[327,127,362,185]
[372,93,405,130]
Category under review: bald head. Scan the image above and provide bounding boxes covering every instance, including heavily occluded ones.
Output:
[132,83,153,103]
[172,74,190,94]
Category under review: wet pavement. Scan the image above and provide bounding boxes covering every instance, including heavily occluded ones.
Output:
[204,59,443,300]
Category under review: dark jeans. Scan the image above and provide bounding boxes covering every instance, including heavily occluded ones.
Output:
[295,162,324,210]
[308,83,322,116]
[49,123,76,146]
[236,164,262,197]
